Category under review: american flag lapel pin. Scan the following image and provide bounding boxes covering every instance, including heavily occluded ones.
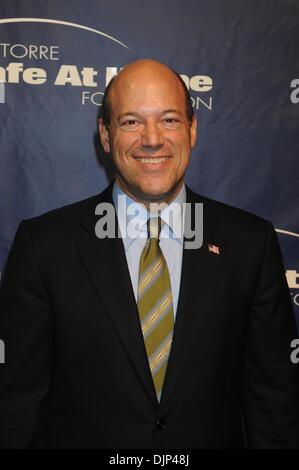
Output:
[208,244,220,255]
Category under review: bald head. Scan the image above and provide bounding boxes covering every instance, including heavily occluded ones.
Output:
[101,59,193,127]
[98,58,197,205]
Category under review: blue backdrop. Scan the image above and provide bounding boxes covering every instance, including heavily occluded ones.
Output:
[0,0,298,326]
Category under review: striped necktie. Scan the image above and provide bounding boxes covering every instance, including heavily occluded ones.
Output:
[137,216,174,402]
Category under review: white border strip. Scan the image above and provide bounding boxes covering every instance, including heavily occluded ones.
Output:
[276,228,299,239]
[0,18,129,49]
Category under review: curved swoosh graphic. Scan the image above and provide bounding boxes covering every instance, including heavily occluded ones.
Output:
[276,228,299,239]
[0,18,129,49]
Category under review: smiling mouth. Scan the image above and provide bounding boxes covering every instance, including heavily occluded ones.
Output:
[133,156,172,164]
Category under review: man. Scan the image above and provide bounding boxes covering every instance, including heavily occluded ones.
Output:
[0,59,298,449]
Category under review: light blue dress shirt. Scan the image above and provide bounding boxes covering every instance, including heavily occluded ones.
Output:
[112,183,186,320]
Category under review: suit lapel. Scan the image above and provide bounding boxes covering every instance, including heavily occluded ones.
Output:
[159,187,224,409]
[76,184,158,407]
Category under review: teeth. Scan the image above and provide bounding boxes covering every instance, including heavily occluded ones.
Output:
[135,157,170,163]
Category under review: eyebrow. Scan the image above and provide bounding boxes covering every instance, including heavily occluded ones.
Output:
[118,109,183,120]
[161,109,183,116]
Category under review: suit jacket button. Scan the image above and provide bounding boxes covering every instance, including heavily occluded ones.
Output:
[156,418,166,431]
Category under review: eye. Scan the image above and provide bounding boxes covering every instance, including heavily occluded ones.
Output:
[162,117,182,128]
[120,119,140,130]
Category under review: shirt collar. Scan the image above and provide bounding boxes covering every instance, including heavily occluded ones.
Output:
[112,182,186,251]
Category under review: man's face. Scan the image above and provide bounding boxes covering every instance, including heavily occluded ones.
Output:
[99,63,197,204]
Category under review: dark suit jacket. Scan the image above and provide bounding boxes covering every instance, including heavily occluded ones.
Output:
[0,183,298,449]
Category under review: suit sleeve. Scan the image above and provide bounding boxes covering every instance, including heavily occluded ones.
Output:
[243,221,299,448]
[0,221,53,449]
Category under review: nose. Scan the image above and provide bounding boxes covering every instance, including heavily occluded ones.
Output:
[140,122,164,149]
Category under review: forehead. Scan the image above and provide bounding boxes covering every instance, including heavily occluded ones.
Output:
[109,69,186,116]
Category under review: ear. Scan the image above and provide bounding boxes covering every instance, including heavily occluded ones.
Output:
[190,114,197,148]
[99,118,111,153]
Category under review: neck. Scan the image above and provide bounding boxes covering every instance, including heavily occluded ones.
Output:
[115,179,184,210]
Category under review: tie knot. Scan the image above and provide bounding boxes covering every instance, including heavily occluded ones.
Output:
[147,217,163,239]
